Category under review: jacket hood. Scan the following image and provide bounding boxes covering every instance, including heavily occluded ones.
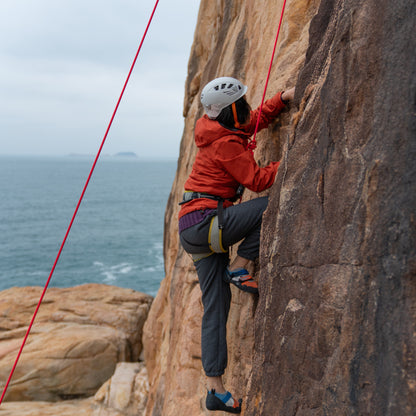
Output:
[194,115,251,148]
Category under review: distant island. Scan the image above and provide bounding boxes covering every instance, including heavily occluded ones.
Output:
[68,152,138,158]
[114,152,138,158]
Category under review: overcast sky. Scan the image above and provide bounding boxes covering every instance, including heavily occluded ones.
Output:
[0,0,200,159]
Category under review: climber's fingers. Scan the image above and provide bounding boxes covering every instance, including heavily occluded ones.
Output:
[282,87,295,102]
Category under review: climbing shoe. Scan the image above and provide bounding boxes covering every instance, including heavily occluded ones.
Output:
[225,267,259,294]
[206,389,242,414]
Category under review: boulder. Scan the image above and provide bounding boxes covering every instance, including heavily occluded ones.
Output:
[93,362,149,416]
[0,398,97,416]
[0,284,152,402]
[0,362,149,416]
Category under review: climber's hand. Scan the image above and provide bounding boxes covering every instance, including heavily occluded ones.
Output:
[282,87,295,102]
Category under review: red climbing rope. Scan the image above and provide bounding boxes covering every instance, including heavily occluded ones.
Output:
[247,0,287,153]
[0,0,160,405]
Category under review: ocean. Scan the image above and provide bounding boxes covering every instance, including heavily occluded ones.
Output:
[0,155,177,297]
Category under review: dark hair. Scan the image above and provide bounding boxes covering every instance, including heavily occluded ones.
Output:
[215,96,251,129]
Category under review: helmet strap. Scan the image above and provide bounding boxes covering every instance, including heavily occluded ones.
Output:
[231,102,241,128]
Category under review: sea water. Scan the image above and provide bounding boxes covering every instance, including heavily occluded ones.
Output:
[0,155,177,297]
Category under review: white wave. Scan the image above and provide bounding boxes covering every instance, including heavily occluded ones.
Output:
[119,265,133,274]
[28,270,48,277]
[152,241,163,250]
[102,271,117,282]
[93,261,138,282]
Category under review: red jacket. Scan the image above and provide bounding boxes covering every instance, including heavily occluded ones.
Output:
[179,92,286,218]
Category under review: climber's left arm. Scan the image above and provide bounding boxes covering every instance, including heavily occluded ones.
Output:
[244,87,295,134]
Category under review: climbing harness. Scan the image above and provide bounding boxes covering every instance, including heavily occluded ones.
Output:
[247,0,287,153]
[180,192,227,260]
[179,191,227,258]
[179,185,244,262]
[179,191,223,205]
[0,0,160,405]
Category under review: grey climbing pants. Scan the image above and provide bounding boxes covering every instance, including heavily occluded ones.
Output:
[179,196,269,376]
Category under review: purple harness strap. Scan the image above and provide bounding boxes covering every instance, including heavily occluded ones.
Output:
[179,209,215,234]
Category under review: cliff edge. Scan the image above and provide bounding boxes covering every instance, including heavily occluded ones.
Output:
[143,1,416,415]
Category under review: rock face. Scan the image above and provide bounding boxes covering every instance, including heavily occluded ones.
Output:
[0,284,152,403]
[143,0,415,415]
[247,0,416,414]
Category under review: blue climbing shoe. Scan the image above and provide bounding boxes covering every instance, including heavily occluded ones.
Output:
[206,389,242,413]
[225,267,259,294]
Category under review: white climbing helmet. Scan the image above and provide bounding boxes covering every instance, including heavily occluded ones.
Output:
[200,76,248,119]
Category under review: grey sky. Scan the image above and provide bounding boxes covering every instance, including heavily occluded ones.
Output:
[0,0,200,159]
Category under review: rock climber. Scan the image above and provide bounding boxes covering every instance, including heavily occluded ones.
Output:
[178,76,294,413]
